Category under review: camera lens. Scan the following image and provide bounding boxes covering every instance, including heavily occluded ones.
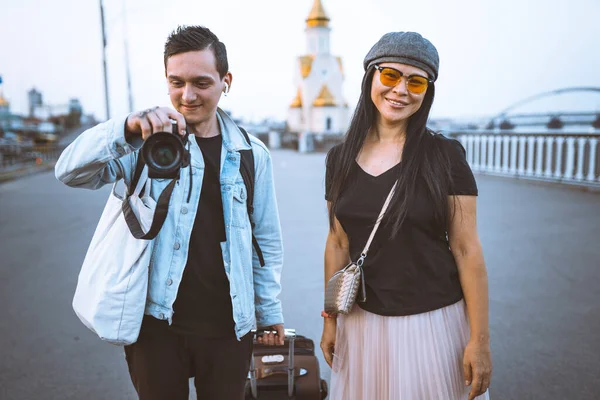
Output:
[141,130,188,179]
[151,142,178,167]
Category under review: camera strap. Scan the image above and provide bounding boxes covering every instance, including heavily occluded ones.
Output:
[123,128,267,268]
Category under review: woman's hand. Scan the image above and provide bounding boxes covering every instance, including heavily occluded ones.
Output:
[320,320,337,367]
[463,338,492,399]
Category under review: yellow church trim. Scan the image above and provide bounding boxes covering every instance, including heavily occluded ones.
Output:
[313,84,337,107]
[0,94,8,107]
[299,55,315,78]
[290,89,302,108]
[306,0,330,28]
[336,57,344,76]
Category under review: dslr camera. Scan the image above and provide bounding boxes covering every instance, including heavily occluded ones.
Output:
[141,121,190,179]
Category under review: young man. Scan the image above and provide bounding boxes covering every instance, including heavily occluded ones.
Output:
[55,25,284,399]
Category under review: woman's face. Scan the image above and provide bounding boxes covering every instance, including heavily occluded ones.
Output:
[370,62,429,126]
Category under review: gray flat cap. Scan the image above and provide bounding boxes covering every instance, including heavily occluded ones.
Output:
[363,32,439,81]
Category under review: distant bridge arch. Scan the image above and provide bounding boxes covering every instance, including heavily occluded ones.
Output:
[487,87,600,130]
[497,87,600,118]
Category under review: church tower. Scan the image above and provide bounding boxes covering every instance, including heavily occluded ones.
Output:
[287,0,349,139]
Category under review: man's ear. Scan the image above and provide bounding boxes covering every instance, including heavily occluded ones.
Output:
[223,72,233,94]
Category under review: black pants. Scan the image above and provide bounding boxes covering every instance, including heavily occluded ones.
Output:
[124,316,253,400]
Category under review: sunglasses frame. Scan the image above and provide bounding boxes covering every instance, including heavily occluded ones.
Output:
[373,64,433,94]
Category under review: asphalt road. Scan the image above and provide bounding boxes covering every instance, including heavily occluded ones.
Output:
[1,149,599,399]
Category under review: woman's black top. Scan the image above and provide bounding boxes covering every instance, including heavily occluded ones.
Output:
[325,135,478,316]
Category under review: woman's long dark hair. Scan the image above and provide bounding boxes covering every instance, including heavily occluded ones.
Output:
[327,67,454,237]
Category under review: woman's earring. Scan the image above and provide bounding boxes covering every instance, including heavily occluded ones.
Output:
[223,82,229,96]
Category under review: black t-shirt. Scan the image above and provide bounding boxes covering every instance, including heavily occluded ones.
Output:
[171,134,236,338]
[325,135,478,316]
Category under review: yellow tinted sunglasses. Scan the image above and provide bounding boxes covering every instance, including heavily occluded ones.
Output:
[373,64,432,94]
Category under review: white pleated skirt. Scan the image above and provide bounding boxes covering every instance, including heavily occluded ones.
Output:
[329,299,490,400]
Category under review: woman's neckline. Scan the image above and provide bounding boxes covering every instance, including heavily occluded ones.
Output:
[354,160,401,178]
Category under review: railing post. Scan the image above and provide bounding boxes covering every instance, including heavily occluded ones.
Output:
[466,135,474,166]
[535,136,545,177]
[502,136,510,173]
[481,136,488,172]
[487,136,495,172]
[554,137,565,178]
[526,136,536,176]
[509,136,518,175]
[495,136,502,172]
[473,136,481,171]
[544,136,554,178]
[587,137,598,182]
[518,136,526,175]
[564,137,576,180]
[574,137,586,181]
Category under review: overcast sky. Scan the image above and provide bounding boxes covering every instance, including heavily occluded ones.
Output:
[1,0,599,123]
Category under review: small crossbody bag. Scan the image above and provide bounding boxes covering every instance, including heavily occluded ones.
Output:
[324,180,398,315]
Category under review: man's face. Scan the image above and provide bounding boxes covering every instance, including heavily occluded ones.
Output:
[165,49,230,126]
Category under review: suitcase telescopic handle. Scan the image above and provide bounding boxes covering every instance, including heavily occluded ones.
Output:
[287,331,296,398]
[249,354,258,399]
[249,329,297,399]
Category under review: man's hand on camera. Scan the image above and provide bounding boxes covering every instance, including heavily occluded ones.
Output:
[125,106,187,140]
[256,324,285,346]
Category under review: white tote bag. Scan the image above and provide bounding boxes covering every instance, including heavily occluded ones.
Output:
[72,166,155,345]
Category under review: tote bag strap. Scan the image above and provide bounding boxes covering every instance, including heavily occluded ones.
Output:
[132,166,148,197]
[122,153,177,240]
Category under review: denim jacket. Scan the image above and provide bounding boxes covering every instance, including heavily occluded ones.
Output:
[55,108,284,340]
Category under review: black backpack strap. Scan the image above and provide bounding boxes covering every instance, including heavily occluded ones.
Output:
[238,126,266,267]
[238,128,255,215]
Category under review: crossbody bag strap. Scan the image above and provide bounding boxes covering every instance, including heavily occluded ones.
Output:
[357,180,398,265]
[354,180,398,303]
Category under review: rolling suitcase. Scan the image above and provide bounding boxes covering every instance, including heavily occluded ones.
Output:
[245,329,328,399]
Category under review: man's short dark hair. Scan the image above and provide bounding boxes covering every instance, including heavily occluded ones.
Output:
[164,25,228,78]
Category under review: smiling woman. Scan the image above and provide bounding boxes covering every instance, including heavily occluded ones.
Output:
[321,32,492,400]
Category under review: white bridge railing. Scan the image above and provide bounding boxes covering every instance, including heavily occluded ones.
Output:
[451,130,600,188]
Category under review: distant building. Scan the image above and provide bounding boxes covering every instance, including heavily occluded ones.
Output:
[287,0,349,138]
[69,98,82,114]
[33,104,69,121]
[0,77,9,117]
[0,77,14,135]
[33,98,82,121]
[0,96,9,117]
[28,88,42,117]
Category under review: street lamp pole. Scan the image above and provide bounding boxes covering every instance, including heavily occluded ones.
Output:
[122,0,134,113]
[99,0,110,120]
